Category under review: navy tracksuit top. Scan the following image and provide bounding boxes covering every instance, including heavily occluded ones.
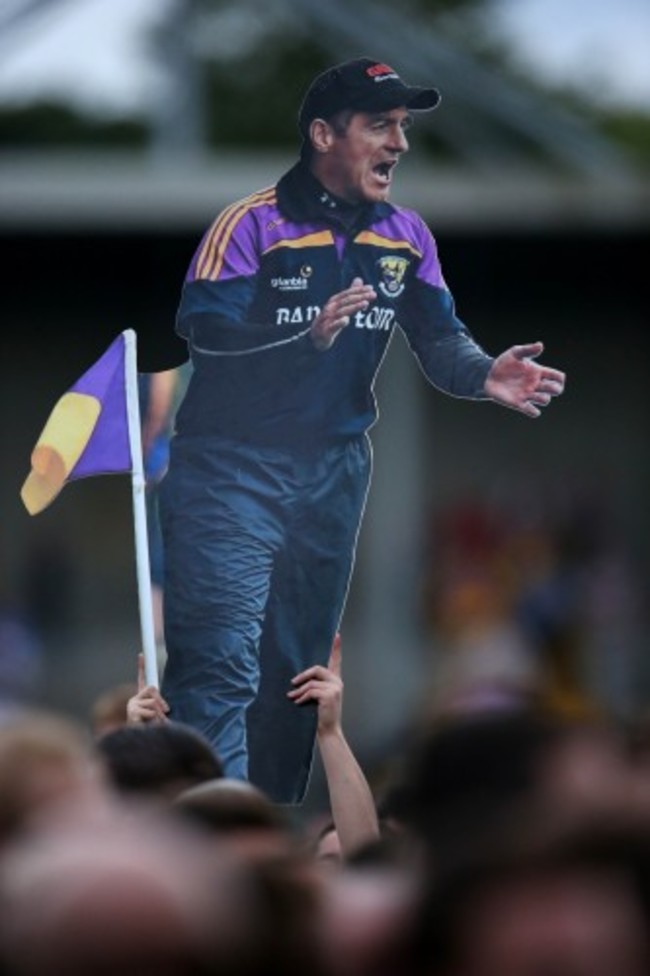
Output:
[174,161,494,449]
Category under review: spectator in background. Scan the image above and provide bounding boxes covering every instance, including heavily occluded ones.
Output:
[379,708,634,879]
[95,721,222,803]
[174,778,295,864]
[0,710,107,848]
[408,822,650,976]
[0,813,261,976]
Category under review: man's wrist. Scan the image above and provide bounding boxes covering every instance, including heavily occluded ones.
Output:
[310,327,333,352]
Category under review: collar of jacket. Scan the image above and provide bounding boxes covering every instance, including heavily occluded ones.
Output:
[276,161,394,231]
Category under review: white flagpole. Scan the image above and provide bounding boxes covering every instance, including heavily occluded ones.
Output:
[123,329,159,688]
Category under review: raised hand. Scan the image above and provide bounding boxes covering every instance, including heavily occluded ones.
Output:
[484,341,565,418]
[287,633,343,735]
[288,635,380,856]
[126,653,170,724]
[310,278,376,350]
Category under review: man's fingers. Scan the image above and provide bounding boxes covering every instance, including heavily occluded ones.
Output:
[288,684,335,705]
[520,401,541,418]
[538,380,564,396]
[141,689,169,708]
[540,372,566,393]
[331,294,373,317]
[347,276,374,294]
[530,371,565,404]
[287,688,319,704]
[312,280,376,350]
[291,665,333,685]
[288,677,340,699]
[332,283,376,311]
[513,341,544,361]
[139,705,160,719]
[287,681,324,699]
[529,392,552,407]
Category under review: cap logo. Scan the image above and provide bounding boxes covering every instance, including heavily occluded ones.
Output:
[366,63,399,83]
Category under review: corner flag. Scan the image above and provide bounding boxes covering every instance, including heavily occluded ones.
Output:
[20,330,159,687]
[21,333,132,515]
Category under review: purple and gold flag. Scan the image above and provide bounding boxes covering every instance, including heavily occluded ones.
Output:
[21,333,132,515]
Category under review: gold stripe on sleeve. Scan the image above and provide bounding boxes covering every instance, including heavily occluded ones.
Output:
[353,231,422,258]
[261,231,335,255]
[196,187,276,280]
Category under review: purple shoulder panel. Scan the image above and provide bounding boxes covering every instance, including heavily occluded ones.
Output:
[186,190,280,283]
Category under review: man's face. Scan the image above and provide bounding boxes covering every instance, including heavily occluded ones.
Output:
[316,107,411,205]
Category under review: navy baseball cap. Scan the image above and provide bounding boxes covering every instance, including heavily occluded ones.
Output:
[298,57,441,137]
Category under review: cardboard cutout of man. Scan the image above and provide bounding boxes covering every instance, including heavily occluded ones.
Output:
[160,58,566,804]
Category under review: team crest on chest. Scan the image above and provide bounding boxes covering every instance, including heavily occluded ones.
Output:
[377,255,409,298]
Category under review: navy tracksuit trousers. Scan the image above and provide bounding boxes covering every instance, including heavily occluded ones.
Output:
[160,433,371,804]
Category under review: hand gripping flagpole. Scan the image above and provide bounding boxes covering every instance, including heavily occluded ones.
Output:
[123,329,159,689]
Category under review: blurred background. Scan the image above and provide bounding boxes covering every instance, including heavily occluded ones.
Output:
[1,0,648,809]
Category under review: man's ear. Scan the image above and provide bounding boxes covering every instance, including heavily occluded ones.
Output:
[309,118,335,154]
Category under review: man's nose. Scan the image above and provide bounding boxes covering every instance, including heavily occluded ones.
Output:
[389,125,409,153]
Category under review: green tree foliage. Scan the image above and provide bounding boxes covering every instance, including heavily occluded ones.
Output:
[0,102,148,149]
[398,0,484,14]
[203,36,333,149]
[0,0,647,167]
[597,109,650,168]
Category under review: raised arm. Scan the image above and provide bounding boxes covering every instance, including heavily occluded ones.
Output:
[288,635,380,857]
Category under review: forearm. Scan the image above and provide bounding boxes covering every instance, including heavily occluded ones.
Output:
[401,282,494,398]
[178,276,314,356]
[142,369,177,452]
[317,726,380,857]
[183,311,314,356]
[416,333,494,398]
[146,370,177,431]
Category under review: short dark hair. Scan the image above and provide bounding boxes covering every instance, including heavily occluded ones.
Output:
[174,779,289,835]
[300,108,355,162]
[96,721,223,798]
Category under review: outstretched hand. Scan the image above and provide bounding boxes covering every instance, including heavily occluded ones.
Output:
[484,342,565,418]
[126,653,170,724]
[287,633,343,735]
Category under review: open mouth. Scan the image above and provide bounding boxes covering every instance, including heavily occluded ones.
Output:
[373,160,397,184]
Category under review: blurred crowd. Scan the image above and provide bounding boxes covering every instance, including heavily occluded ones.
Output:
[419,481,646,721]
[0,624,649,975]
[1,369,648,973]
